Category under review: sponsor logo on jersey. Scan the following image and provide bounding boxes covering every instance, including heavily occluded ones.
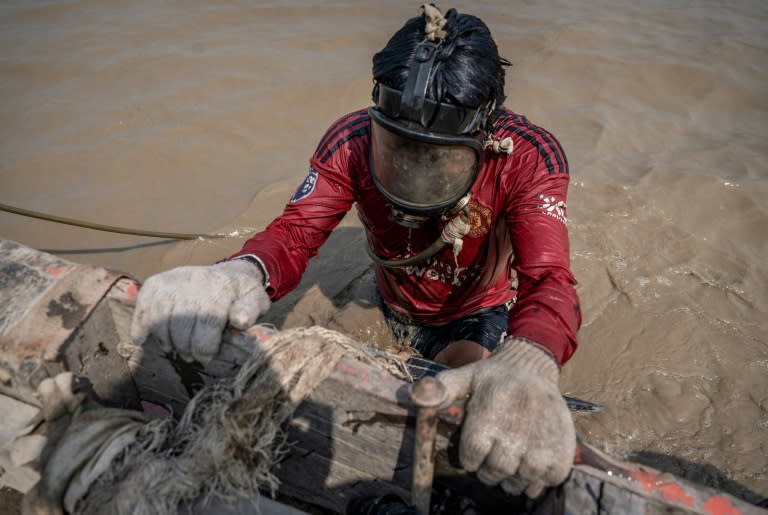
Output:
[404,258,482,287]
[537,194,567,224]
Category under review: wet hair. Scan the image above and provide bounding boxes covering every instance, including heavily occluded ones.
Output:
[372,7,511,128]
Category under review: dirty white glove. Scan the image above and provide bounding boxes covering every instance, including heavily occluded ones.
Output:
[435,337,575,498]
[130,259,271,364]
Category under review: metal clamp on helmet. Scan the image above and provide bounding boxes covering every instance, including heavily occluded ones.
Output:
[369,39,491,223]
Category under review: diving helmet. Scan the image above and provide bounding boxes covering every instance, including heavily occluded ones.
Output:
[369,39,492,227]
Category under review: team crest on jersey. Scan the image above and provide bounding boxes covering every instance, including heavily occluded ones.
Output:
[290,168,318,203]
[537,194,567,224]
[467,198,492,238]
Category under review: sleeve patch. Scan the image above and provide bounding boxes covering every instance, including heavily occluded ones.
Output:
[537,194,567,224]
[290,168,318,203]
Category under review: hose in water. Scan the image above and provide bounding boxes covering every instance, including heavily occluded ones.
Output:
[0,201,226,240]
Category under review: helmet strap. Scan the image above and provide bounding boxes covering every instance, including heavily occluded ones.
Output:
[400,40,440,126]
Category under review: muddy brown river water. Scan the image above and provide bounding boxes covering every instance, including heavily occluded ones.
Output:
[1,0,766,505]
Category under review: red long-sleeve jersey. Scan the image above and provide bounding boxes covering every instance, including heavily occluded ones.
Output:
[231,108,581,365]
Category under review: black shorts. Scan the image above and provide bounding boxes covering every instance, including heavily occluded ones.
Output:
[378,297,509,360]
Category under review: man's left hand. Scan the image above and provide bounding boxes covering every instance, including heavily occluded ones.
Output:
[435,337,575,498]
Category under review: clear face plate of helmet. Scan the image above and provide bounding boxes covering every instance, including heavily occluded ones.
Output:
[370,116,479,214]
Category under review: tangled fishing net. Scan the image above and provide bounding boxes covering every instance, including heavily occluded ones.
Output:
[75,326,411,514]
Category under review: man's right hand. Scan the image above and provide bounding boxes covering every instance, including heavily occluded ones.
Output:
[130,259,271,363]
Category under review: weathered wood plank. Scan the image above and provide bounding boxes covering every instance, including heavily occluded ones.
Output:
[2,241,764,515]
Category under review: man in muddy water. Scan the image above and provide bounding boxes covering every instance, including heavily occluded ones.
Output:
[133,5,580,501]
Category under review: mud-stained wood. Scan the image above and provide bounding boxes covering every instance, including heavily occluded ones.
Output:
[276,386,414,512]
[0,265,123,366]
[2,241,764,515]
[130,344,765,515]
[0,240,72,336]
[0,240,129,396]
[59,292,140,409]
